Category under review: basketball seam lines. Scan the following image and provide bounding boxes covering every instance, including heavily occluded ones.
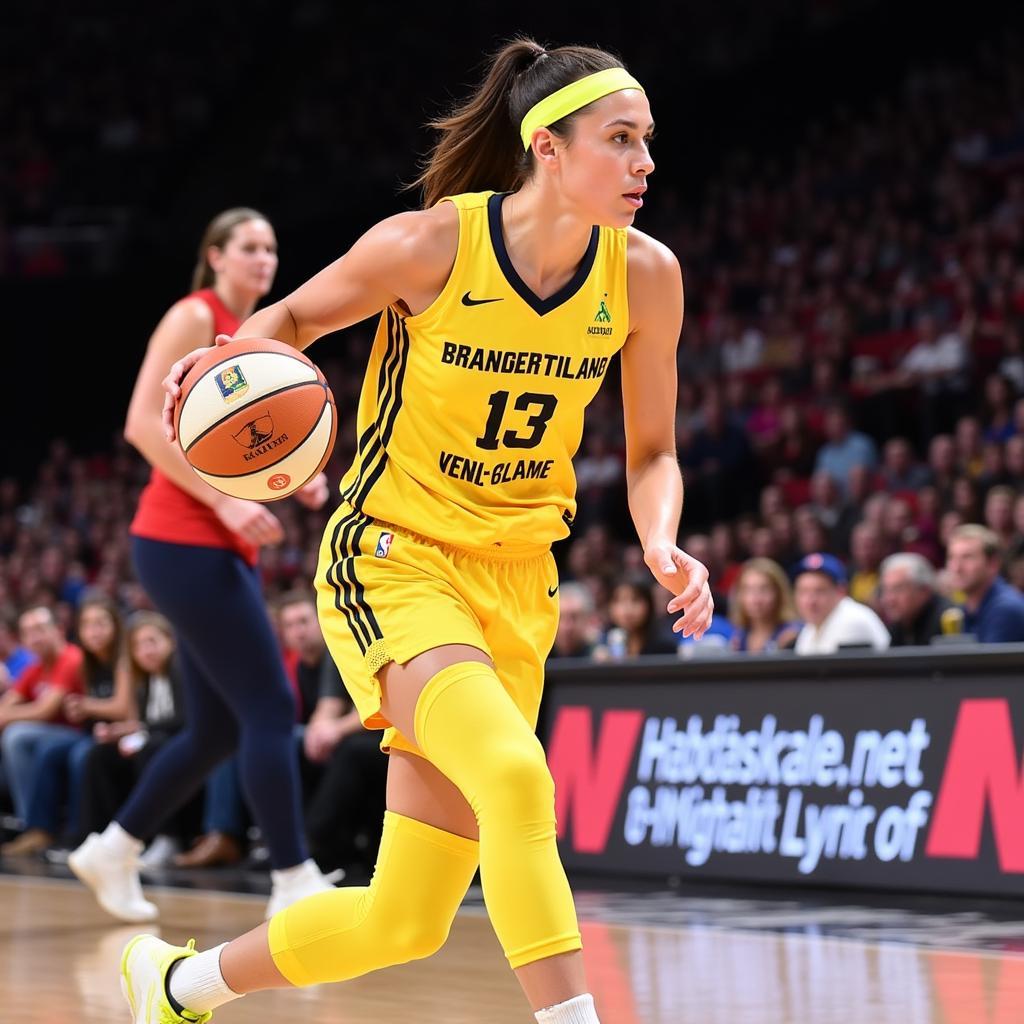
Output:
[189,390,333,478]
[183,380,326,454]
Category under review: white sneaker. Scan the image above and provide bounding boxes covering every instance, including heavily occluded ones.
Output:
[69,833,158,923]
[265,859,338,919]
[140,835,183,871]
[120,933,211,1023]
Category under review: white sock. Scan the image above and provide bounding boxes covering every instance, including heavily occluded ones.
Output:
[100,821,143,858]
[535,994,600,1023]
[271,857,318,884]
[168,943,240,1014]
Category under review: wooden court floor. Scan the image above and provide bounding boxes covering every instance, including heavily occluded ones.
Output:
[3,873,1024,1022]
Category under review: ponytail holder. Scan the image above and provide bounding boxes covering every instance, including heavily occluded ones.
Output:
[519,67,645,150]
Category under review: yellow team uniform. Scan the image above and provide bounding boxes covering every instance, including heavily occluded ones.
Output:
[315,190,629,754]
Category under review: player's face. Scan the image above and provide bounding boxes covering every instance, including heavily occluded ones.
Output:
[560,90,655,227]
[212,218,279,298]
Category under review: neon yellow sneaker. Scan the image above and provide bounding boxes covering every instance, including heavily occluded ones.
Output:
[120,934,212,1023]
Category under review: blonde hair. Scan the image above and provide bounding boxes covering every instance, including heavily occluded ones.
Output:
[730,558,797,632]
[949,523,1002,559]
[191,207,269,290]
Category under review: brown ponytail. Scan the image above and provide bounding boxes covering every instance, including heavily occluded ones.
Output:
[191,207,269,291]
[413,37,625,209]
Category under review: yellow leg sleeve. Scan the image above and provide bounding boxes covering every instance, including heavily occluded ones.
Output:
[414,662,583,970]
[268,810,478,987]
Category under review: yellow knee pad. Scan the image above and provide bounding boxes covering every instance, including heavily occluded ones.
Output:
[268,810,478,986]
[414,662,582,970]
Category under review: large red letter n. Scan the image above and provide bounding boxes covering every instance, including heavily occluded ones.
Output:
[546,706,644,854]
[926,699,1024,872]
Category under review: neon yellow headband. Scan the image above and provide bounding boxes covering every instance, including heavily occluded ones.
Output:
[519,67,646,150]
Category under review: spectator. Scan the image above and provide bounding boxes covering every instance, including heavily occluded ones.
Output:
[946,524,1024,642]
[596,579,678,659]
[680,390,755,524]
[813,401,879,497]
[899,313,970,438]
[926,434,957,505]
[848,522,886,606]
[2,596,131,856]
[0,608,35,692]
[878,553,956,646]
[880,437,930,493]
[75,613,193,854]
[984,485,1016,549]
[0,606,84,824]
[793,553,891,654]
[548,582,599,660]
[729,559,800,653]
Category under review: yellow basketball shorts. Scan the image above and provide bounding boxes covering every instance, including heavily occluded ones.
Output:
[315,501,559,755]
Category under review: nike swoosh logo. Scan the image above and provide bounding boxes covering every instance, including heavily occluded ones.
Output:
[462,291,503,306]
[548,585,559,598]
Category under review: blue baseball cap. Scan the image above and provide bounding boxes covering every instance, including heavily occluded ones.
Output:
[794,552,848,586]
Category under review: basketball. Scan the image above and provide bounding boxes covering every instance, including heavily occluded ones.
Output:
[174,338,337,501]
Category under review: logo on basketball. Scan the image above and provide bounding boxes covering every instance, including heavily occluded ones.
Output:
[216,365,250,402]
[232,414,275,450]
[268,474,291,491]
[375,532,394,558]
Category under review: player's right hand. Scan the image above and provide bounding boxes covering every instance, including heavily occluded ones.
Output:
[162,333,233,442]
[214,496,285,546]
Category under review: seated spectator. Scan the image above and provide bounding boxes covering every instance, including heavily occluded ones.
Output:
[595,579,678,659]
[729,558,800,653]
[2,596,131,856]
[984,485,1016,549]
[945,524,1024,642]
[878,553,955,646]
[0,609,35,693]
[75,612,193,853]
[1005,435,1024,487]
[848,522,886,607]
[880,437,930,493]
[982,373,1016,444]
[813,401,878,497]
[899,313,970,438]
[680,390,755,524]
[0,606,84,824]
[793,554,891,654]
[926,433,957,506]
[548,582,599,660]
[955,416,984,479]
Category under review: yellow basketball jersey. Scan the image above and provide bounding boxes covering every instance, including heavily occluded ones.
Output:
[338,191,629,549]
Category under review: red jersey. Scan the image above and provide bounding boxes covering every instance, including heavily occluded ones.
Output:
[13,643,85,725]
[130,289,258,565]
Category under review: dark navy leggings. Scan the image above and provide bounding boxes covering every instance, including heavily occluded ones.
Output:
[118,537,307,869]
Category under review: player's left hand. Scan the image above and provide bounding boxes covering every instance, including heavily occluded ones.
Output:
[644,542,714,640]
[294,472,329,510]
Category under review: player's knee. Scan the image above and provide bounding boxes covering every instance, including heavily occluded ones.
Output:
[479,735,555,819]
[387,912,453,964]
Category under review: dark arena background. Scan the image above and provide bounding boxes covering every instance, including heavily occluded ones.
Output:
[5,1,1024,1021]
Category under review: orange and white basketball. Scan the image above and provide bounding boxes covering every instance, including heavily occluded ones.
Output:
[174,338,337,501]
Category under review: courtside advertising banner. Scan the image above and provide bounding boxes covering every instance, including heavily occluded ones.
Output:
[544,664,1024,894]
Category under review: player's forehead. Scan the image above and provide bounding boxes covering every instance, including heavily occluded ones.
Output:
[577,89,653,132]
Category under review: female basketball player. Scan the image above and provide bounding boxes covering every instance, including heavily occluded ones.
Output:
[124,40,712,1024]
[69,208,335,923]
